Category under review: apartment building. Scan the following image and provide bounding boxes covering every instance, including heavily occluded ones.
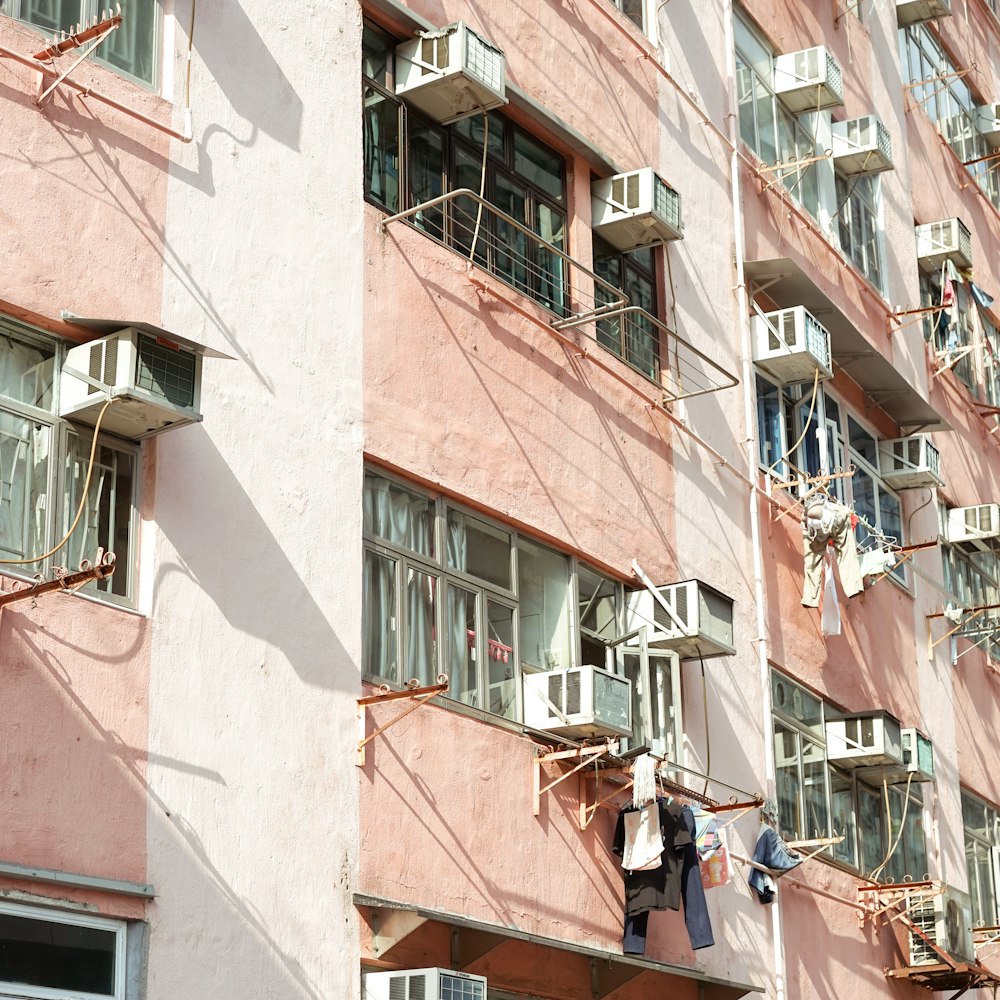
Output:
[2,0,1000,997]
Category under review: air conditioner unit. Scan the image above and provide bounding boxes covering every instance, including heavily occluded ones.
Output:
[945,504,1000,553]
[909,886,975,966]
[896,0,952,26]
[977,104,1000,147]
[915,218,973,272]
[899,728,935,782]
[826,710,904,769]
[625,580,735,660]
[773,46,844,114]
[522,664,632,739]
[752,306,833,385]
[832,115,894,174]
[364,968,487,1000]
[60,328,206,440]
[394,22,506,124]
[591,168,683,251]
[879,435,944,489]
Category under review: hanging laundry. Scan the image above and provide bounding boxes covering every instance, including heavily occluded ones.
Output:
[821,549,841,636]
[936,272,955,346]
[859,546,897,579]
[747,827,803,904]
[679,805,714,949]
[801,497,864,608]
[970,282,995,311]
[613,797,690,955]
[694,809,733,890]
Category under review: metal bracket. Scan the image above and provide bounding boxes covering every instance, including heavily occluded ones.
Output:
[356,678,449,766]
[0,549,116,609]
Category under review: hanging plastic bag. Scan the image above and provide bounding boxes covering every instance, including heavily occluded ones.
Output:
[821,548,841,636]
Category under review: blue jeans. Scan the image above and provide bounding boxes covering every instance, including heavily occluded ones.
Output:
[748,828,802,903]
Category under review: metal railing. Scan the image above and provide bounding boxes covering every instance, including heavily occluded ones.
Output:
[380,189,737,402]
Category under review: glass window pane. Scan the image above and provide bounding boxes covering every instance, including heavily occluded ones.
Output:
[492,173,529,296]
[774,721,801,838]
[363,23,390,85]
[63,437,134,598]
[848,417,878,468]
[363,87,401,211]
[578,565,619,640]
[517,538,571,671]
[451,145,488,266]
[513,130,565,202]
[859,783,885,877]
[830,768,858,868]
[486,601,515,719]
[535,204,566,314]
[446,509,511,589]
[19,0,78,33]
[451,112,505,160]
[446,585,478,708]
[409,121,445,240]
[96,0,158,85]
[0,415,48,562]
[801,738,829,841]
[0,911,117,995]
[0,331,55,410]
[364,550,398,682]
[405,568,437,686]
[771,672,823,734]
[363,474,434,557]
[647,653,675,758]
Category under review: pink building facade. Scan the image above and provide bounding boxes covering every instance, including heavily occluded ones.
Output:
[3,0,1000,998]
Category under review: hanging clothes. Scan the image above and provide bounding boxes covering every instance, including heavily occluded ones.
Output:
[613,797,689,955]
[679,805,715,950]
[801,498,864,608]
[747,827,803,904]
[694,809,733,890]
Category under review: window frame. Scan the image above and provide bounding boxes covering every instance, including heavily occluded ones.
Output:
[0,899,127,1000]
[834,172,885,294]
[0,317,141,608]
[963,789,1000,927]
[360,468,681,741]
[5,0,161,89]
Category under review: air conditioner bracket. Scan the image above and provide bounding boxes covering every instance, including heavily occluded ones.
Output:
[356,677,449,766]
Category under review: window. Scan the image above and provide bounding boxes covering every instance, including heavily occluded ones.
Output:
[7,0,160,86]
[899,24,1000,211]
[361,23,567,314]
[592,239,660,379]
[941,534,1000,660]
[361,469,680,742]
[963,790,1000,926]
[734,13,823,221]
[835,173,884,292]
[0,318,139,604]
[753,377,905,581]
[608,0,644,30]
[920,272,979,395]
[772,671,929,879]
[0,900,126,1000]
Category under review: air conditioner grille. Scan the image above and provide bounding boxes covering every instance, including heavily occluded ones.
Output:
[824,50,843,98]
[409,977,426,1000]
[565,669,582,716]
[420,35,448,72]
[389,978,406,1000]
[910,898,937,964]
[464,30,503,93]
[441,973,485,999]
[700,587,733,646]
[653,176,681,231]
[87,337,118,396]
[135,335,197,408]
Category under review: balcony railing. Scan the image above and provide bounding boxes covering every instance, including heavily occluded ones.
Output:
[379,189,737,402]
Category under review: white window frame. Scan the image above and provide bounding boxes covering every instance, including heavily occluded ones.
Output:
[964,789,1000,927]
[0,900,126,1000]
[0,318,140,608]
[5,0,161,89]
[834,172,886,294]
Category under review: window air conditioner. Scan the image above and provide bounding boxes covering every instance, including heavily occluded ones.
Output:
[522,664,632,739]
[591,168,683,251]
[915,218,973,272]
[825,710,904,769]
[60,327,206,440]
[908,886,975,966]
[899,728,935,783]
[831,115,894,174]
[945,504,1000,553]
[364,968,487,1000]
[977,104,1000,147]
[773,46,844,114]
[394,22,506,124]
[878,435,944,490]
[625,580,735,660]
[752,306,833,385]
[896,0,952,26]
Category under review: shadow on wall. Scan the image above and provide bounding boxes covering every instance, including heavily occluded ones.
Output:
[152,426,357,693]
[0,614,335,1000]
[194,0,303,152]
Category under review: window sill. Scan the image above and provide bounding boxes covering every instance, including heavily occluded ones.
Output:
[0,569,141,617]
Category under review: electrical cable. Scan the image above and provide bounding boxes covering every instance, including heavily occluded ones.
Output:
[869,771,915,884]
[769,367,821,477]
[0,396,116,567]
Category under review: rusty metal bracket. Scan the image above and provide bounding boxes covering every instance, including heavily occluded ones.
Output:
[0,549,116,609]
[356,677,449,767]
